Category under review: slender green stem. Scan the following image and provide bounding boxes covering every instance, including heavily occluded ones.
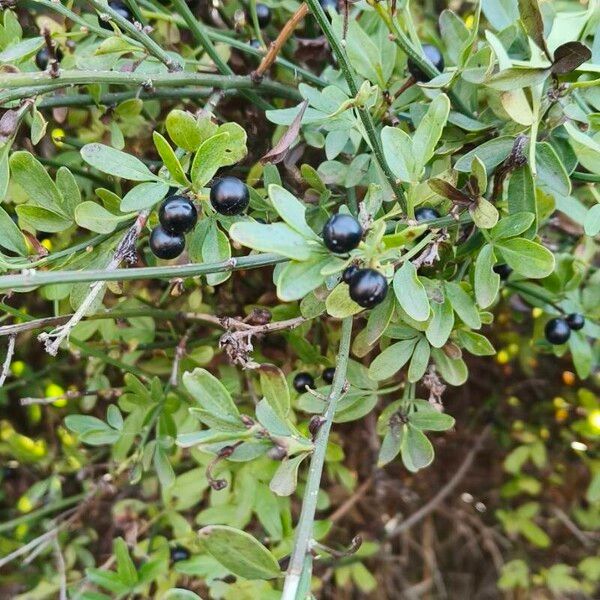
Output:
[304,0,407,211]
[87,0,180,71]
[572,171,600,182]
[282,316,354,600]
[0,493,86,534]
[171,0,271,111]
[0,253,288,291]
[0,70,302,101]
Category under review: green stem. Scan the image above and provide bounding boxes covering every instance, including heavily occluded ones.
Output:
[0,493,86,534]
[506,281,563,312]
[0,70,302,102]
[572,171,600,182]
[304,0,407,211]
[282,316,353,600]
[171,0,271,111]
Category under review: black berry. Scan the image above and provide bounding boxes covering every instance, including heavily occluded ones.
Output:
[493,264,513,280]
[35,46,63,70]
[544,317,571,345]
[158,195,197,234]
[566,313,585,331]
[100,1,133,30]
[322,214,363,253]
[149,225,185,260]
[322,367,335,384]
[349,268,388,309]
[319,0,338,11]
[254,4,271,28]
[414,207,440,222]
[342,265,359,284]
[210,177,250,216]
[293,372,314,393]
[170,546,190,562]
[407,44,444,82]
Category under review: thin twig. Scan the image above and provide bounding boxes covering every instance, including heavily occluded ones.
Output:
[385,426,491,538]
[0,334,15,388]
[53,535,68,600]
[38,211,149,356]
[252,3,309,82]
[170,329,192,386]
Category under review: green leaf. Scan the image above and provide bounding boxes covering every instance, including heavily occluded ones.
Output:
[277,256,328,301]
[268,184,319,240]
[487,67,549,91]
[270,452,309,496]
[457,330,496,355]
[565,122,600,175]
[191,132,230,189]
[482,0,519,30]
[85,569,130,594]
[0,206,27,255]
[325,283,364,318]
[401,425,434,472]
[259,364,290,418]
[81,144,159,182]
[114,538,138,587]
[153,131,189,186]
[568,331,592,379]
[412,94,451,178]
[445,281,481,329]
[470,197,499,229]
[474,244,500,308]
[202,223,231,286]
[75,202,124,234]
[120,181,169,212]
[198,525,281,580]
[154,446,176,489]
[454,136,514,173]
[16,205,72,233]
[0,36,44,62]
[9,151,66,214]
[393,262,430,321]
[381,126,414,182]
[378,423,404,467]
[425,296,455,348]
[408,400,455,431]
[584,204,600,236]
[183,368,240,421]
[490,212,535,240]
[230,222,317,261]
[368,338,418,381]
[507,166,536,237]
[431,348,468,385]
[494,238,555,278]
[55,167,81,218]
[407,336,431,382]
[166,110,216,152]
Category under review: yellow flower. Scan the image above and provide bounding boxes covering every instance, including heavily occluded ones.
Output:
[51,128,66,147]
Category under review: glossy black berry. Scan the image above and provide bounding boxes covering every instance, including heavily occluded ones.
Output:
[415,207,440,222]
[322,367,335,384]
[407,44,444,82]
[342,265,359,284]
[100,1,133,30]
[149,225,185,260]
[493,264,513,280]
[566,313,585,331]
[35,46,63,70]
[319,0,339,12]
[170,546,190,562]
[349,268,388,309]
[210,177,250,216]
[254,4,271,28]
[544,317,571,345]
[158,195,197,234]
[322,214,363,253]
[293,372,314,393]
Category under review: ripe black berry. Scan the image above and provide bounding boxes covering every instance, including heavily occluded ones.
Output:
[322,367,335,384]
[149,225,185,260]
[349,268,388,308]
[493,264,513,280]
[322,214,363,253]
[100,1,133,29]
[293,372,314,393]
[254,4,271,28]
[319,0,339,11]
[170,546,190,562]
[407,44,444,82]
[342,265,359,284]
[544,317,571,345]
[566,313,585,331]
[414,206,440,222]
[210,177,250,216]
[35,46,63,70]
[158,195,197,234]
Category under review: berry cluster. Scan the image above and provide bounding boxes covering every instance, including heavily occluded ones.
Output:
[150,195,197,260]
[544,313,585,345]
[292,367,336,393]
